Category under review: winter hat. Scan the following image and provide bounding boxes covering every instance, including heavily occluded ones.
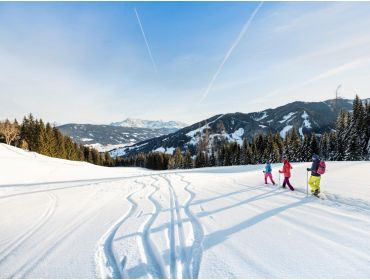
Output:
[312,154,319,160]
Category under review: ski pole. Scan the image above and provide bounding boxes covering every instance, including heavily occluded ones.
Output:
[306,170,308,196]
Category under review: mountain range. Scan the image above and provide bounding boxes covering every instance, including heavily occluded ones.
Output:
[110,118,187,130]
[58,119,187,152]
[109,98,357,157]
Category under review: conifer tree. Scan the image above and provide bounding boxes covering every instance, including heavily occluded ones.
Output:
[328,132,337,160]
[209,148,216,167]
[334,111,347,160]
[365,101,370,158]
[288,128,301,162]
[344,114,363,161]
[282,133,291,161]
[183,150,193,169]
[273,133,284,160]
[217,145,226,166]
[223,144,232,166]
[319,133,330,160]
[174,148,183,169]
[241,138,253,164]
[168,156,175,169]
[310,132,320,156]
[352,95,367,157]
[38,121,49,156]
[300,134,311,162]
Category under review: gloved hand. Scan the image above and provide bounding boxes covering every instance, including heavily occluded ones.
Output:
[306,168,310,171]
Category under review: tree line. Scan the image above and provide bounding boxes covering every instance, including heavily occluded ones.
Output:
[1,95,368,170]
[117,95,370,170]
[0,114,114,166]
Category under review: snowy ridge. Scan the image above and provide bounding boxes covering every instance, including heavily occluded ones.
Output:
[111,118,187,130]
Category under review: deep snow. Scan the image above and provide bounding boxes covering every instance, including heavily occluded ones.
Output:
[1,143,370,278]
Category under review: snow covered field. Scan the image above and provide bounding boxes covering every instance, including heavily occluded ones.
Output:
[1,143,370,278]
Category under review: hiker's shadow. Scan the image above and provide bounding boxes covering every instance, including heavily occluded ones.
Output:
[196,187,283,219]
[203,196,310,250]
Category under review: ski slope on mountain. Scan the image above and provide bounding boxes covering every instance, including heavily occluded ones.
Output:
[1,143,370,278]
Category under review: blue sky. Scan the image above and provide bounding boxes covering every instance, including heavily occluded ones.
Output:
[1,1,370,125]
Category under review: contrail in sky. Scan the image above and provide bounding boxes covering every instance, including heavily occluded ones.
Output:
[199,2,264,104]
[134,8,158,74]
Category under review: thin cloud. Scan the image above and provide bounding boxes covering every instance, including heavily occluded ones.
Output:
[302,56,370,86]
[134,8,158,74]
[276,56,370,99]
[199,2,264,104]
[290,35,370,65]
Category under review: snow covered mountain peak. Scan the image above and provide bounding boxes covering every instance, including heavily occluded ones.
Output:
[110,118,187,130]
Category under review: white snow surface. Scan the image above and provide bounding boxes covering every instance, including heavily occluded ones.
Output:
[229,128,244,145]
[1,143,370,278]
[299,111,312,138]
[154,147,175,155]
[301,111,312,129]
[89,143,130,153]
[253,111,268,121]
[81,138,94,142]
[280,125,293,138]
[278,112,297,124]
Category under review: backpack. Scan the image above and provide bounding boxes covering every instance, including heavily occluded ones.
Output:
[317,160,326,175]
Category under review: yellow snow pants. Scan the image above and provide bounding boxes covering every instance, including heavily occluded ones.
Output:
[308,175,321,193]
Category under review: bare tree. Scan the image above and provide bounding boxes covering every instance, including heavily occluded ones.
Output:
[0,119,20,145]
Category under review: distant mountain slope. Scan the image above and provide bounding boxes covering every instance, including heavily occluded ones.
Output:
[58,118,187,152]
[110,98,356,157]
[110,118,187,130]
[57,124,180,152]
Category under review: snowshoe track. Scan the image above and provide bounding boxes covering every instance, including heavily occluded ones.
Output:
[138,177,168,279]
[177,174,204,279]
[96,183,143,279]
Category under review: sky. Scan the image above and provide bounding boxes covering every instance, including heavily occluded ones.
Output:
[1,1,370,125]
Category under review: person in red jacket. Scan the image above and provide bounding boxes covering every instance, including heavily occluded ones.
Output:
[279,157,294,191]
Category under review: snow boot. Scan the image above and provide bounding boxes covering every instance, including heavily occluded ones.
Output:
[313,189,321,197]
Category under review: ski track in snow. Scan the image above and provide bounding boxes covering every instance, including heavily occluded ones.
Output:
[0,193,58,265]
[93,172,207,279]
[9,189,106,278]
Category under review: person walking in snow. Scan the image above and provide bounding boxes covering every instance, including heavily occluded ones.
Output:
[279,157,294,191]
[307,154,322,196]
[263,160,276,185]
